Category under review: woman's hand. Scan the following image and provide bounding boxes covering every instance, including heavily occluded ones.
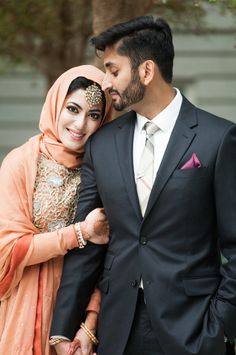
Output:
[79,208,109,245]
[67,310,98,355]
[67,329,97,355]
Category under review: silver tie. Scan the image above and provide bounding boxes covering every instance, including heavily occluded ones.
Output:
[136,122,159,216]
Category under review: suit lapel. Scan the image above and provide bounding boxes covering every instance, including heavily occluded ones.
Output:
[115,111,142,220]
[144,97,198,219]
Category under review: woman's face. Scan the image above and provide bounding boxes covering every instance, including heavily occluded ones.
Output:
[58,88,103,152]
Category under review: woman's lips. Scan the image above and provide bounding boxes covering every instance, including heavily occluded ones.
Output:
[67,128,85,141]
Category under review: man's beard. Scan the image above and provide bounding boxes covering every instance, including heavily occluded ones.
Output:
[112,69,145,111]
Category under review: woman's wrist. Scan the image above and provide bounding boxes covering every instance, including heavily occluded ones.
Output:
[78,221,91,241]
[84,310,98,332]
[80,322,99,345]
[74,222,88,248]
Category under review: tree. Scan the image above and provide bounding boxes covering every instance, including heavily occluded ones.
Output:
[0,0,235,88]
[0,0,93,87]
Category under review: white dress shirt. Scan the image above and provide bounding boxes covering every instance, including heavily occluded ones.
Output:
[133,88,183,183]
[134,88,182,289]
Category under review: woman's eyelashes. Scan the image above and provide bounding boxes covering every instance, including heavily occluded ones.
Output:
[89,111,102,121]
[67,104,79,114]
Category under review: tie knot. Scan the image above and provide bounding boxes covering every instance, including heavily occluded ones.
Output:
[144,122,158,137]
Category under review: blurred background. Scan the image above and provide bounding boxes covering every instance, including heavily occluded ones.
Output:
[0,0,236,163]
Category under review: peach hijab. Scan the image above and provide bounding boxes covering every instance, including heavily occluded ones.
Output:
[40,65,112,168]
[0,66,112,354]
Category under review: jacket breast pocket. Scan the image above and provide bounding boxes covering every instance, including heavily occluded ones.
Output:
[172,167,208,179]
[182,275,221,296]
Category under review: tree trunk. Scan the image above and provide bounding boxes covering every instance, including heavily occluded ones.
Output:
[92,0,155,68]
[92,0,154,34]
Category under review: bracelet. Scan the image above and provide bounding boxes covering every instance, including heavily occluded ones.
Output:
[49,337,69,346]
[74,222,87,248]
[80,322,99,345]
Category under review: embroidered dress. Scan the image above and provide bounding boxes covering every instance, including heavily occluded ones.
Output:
[33,154,81,233]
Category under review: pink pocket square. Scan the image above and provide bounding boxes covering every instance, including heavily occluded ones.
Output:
[180,153,201,170]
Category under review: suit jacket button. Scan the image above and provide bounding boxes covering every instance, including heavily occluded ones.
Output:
[140,236,147,245]
[130,280,138,288]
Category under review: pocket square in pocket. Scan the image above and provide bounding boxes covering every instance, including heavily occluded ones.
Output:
[180,153,201,170]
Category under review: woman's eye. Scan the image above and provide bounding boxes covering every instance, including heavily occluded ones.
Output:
[90,113,101,121]
[67,105,78,113]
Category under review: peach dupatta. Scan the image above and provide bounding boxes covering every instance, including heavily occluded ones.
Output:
[0,136,47,354]
[0,137,39,300]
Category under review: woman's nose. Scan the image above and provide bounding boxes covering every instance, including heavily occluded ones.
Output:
[73,114,86,129]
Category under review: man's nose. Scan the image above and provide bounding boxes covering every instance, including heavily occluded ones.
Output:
[102,76,112,91]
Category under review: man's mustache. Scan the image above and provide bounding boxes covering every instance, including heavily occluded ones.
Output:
[109,89,120,95]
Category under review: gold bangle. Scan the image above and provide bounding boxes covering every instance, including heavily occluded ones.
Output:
[49,337,69,346]
[80,322,99,345]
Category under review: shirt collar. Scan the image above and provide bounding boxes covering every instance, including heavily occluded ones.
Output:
[136,88,182,133]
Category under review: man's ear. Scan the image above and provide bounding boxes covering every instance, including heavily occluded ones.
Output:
[139,60,155,86]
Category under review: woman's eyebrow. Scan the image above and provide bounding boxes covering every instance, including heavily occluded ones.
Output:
[67,101,82,109]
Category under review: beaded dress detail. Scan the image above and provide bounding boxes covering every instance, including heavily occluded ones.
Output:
[32,154,81,232]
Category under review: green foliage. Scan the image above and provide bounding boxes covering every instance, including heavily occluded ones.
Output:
[152,0,236,31]
[152,0,206,31]
[0,0,92,71]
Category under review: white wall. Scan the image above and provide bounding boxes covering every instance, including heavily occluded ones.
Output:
[173,4,236,122]
[0,69,46,162]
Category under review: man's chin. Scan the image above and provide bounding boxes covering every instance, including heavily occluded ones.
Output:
[114,103,125,111]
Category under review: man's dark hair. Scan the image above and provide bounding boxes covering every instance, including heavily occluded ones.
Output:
[91,16,174,83]
[67,76,106,118]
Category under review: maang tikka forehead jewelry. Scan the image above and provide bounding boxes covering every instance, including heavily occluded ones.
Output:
[84,83,103,107]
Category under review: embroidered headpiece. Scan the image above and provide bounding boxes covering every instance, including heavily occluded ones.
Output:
[84,83,103,107]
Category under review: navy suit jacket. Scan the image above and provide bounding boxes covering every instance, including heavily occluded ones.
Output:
[51,97,236,355]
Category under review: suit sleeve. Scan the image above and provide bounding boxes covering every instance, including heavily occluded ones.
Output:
[212,123,236,341]
[50,139,107,339]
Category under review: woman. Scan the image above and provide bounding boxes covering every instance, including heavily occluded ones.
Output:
[0,65,112,355]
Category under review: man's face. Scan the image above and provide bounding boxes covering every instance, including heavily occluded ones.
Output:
[102,46,145,111]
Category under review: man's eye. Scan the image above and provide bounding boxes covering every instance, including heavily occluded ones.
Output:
[111,71,118,77]
[90,113,101,121]
[67,105,78,113]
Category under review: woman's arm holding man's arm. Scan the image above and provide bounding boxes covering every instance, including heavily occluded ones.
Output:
[50,139,106,340]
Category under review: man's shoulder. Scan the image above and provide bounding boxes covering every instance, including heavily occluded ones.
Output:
[95,110,135,136]
[182,96,235,130]
[196,106,235,131]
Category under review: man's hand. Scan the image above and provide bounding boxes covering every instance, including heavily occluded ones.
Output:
[54,340,71,354]
[54,340,93,355]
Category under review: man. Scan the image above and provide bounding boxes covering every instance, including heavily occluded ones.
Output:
[51,16,236,355]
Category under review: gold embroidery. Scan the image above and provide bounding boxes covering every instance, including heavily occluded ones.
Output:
[32,154,81,232]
